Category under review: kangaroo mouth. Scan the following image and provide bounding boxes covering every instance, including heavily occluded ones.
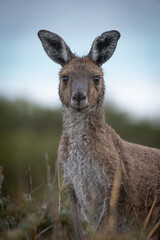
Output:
[77,106,89,112]
[71,104,89,112]
[71,100,89,112]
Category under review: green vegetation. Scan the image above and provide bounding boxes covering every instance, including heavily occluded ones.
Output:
[0,98,61,199]
[0,97,159,239]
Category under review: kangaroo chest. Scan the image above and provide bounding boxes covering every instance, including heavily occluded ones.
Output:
[62,125,111,226]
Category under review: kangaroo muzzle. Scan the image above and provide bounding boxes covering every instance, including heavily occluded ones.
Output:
[71,91,89,111]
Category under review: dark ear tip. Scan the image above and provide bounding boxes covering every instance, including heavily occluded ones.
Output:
[102,30,121,40]
[38,30,44,39]
[111,30,121,40]
[114,30,121,40]
[37,30,49,39]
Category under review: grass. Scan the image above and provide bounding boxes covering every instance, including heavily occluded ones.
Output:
[0,161,74,240]
[0,159,159,240]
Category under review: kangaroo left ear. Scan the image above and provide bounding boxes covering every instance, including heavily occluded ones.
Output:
[38,30,74,66]
[88,30,120,66]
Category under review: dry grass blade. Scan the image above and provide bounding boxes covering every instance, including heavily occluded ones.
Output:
[146,220,160,240]
[45,152,53,191]
[7,182,46,211]
[108,167,121,233]
[34,224,53,239]
[58,164,61,215]
[87,189,95,235]
[42,157,59,220]
[41,201,53,220]
[90,189,95,210]
[96,167,121,236]
[143,197,157,230]
[119,155,141,230]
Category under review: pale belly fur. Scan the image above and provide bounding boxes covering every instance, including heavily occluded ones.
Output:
[62,137,111,229]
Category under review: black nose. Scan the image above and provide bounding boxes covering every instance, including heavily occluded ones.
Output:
[72,91,86,103]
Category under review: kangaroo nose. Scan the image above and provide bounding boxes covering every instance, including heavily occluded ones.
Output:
[72,91,86,103]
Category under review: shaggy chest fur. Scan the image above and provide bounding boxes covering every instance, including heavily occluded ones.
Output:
[62,110,111,228]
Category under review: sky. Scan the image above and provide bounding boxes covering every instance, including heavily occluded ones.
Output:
[0,0,160,120]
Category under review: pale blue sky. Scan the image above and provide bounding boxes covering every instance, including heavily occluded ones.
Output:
[0,0,160,120]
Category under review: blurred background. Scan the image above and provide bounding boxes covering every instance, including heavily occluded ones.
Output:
[0,0,160,200]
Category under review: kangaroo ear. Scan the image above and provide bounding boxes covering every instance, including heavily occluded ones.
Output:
[88,30,120,66]
[38,30,74,66]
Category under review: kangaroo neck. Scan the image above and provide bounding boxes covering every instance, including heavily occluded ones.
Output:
[62,104,106,135]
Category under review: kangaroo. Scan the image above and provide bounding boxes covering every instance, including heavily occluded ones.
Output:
[38,30,160,239]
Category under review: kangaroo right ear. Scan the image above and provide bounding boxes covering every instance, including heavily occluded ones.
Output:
[88,30,120,66]
[38,30,74,66]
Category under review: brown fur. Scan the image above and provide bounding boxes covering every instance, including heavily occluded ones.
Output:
[38,30,160,239]
[59,57,104,108]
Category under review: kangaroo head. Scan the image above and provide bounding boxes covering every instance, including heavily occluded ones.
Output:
[38,30,120,112]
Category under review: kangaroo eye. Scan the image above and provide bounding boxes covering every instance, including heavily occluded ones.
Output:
[62,76,68,85]
[93,76,100,85]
